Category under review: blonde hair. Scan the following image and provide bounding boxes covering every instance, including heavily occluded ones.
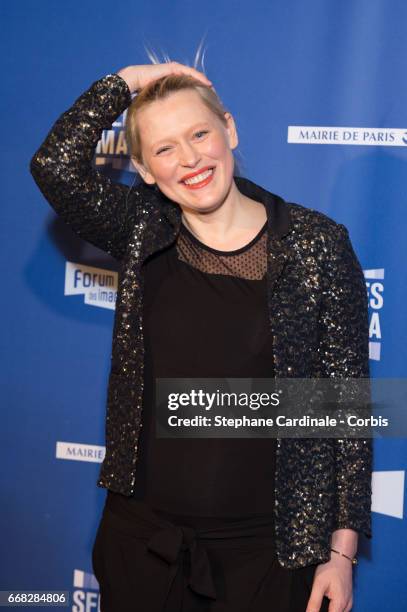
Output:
[125,40,244,175]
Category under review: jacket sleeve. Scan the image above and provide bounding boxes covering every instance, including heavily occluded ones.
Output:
[29,72,153,261]
[318,223,373,539]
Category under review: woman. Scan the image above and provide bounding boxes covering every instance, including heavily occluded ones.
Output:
[30,60,372,612]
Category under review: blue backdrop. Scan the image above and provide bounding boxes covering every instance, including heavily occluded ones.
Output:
[1,0,406,609]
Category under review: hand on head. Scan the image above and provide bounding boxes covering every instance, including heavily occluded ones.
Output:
[117,62,213,94]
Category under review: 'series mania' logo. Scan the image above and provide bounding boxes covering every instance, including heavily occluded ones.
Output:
[72,568,100,611]
[365,268,384,361]
[94,108,134,172]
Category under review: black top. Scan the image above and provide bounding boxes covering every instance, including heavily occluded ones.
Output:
[126,217,277,517]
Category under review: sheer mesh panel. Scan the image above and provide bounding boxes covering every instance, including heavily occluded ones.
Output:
[175,223,267,280]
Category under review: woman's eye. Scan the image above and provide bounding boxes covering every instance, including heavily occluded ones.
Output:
[156,131,208,155]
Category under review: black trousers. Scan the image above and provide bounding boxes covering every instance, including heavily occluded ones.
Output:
[92,497,330,612]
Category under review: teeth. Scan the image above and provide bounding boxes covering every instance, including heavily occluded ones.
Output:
[184,168,213,185]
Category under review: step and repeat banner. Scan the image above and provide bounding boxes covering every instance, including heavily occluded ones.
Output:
[2,0,406,610]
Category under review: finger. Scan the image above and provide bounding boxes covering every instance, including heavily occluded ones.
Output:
[305,590,324,612]
[328,598,346,612]
[170,62,212,85]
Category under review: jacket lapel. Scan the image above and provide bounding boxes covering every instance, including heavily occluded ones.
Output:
[140,194,181,265]
[233,176,293,300]
[267,235,290,300]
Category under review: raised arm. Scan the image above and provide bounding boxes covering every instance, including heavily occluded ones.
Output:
[29,64,212,261]
[29,73,148,261]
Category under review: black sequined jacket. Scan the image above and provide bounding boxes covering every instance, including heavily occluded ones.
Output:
[30,73,372,569]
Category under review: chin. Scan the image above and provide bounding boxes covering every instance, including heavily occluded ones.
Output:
[194,201,225,214]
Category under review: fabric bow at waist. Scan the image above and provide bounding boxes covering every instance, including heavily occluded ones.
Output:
[147,523,217,599]
[103,502,276,604]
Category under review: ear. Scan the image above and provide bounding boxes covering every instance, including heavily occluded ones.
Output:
[130,156,156,185]
[224,112,238,150]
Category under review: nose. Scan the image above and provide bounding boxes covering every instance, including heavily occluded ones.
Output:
[178,141,201,167]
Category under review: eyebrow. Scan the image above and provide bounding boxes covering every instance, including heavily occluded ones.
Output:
[150,122,211,150]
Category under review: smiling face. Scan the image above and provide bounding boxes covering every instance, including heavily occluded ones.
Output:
[130,88,239,213]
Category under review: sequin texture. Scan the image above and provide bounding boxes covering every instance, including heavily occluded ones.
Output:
[30,73,372,569]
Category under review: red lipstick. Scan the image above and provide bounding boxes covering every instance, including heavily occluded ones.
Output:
[180,166,214,183]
